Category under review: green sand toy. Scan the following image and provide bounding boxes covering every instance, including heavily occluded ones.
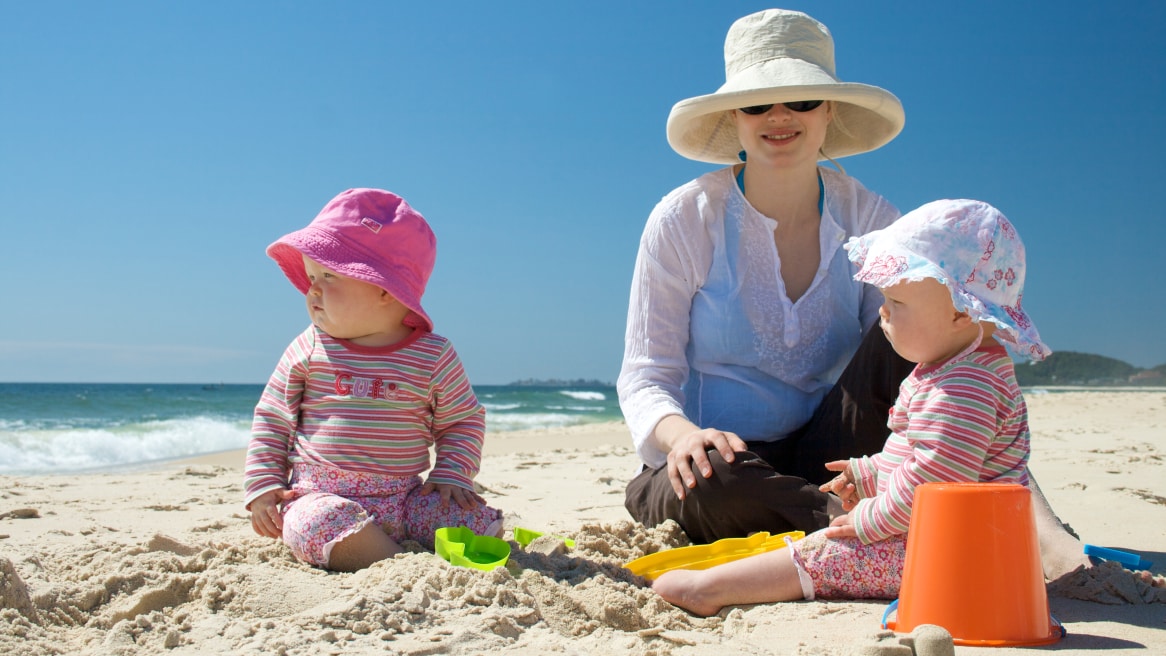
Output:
[434,527,511,571]
[513,527,575,548]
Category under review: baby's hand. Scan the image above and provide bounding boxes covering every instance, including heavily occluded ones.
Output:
[822,512,858,540]
[249,488,293,539]
[420,481,484,511]
[820,460,858,511]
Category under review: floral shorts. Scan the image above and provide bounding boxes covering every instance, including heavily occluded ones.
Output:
[280,463,503,568]
[789,529,907,600]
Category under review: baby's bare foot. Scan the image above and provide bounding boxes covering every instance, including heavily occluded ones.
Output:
[652,570,723,617]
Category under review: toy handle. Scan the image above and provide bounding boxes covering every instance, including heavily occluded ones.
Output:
[880,598,899,630]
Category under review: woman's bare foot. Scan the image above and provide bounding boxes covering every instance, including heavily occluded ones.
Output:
[1027,473,1091,581]
[1038,521,1092,582]
[652,570,724,617]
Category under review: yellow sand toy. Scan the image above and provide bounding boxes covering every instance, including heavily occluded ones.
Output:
[624,530,804,581]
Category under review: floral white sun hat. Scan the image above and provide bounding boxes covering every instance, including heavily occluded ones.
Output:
[844,199,1051,361]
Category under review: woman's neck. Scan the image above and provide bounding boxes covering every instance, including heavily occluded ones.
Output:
[740,162,821,225]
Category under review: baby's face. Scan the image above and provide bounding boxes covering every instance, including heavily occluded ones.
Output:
[878,278,967,366]
[301,255,392,341]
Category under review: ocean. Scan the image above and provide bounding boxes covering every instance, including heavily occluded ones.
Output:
[0,382,623,476]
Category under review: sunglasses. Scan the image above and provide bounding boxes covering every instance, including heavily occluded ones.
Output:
[739,100,825,115]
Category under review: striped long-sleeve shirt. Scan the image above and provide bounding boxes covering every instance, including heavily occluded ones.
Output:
[849,341,1030,544]
[244,325,486,508]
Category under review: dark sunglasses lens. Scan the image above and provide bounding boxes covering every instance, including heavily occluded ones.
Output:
[739,104,774,115]
[784,100,825,112]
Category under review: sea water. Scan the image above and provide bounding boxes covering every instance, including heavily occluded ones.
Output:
[0,382,622,475]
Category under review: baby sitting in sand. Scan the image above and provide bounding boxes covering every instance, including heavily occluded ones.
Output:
[654,199,1050,614]
[243,188,503,572]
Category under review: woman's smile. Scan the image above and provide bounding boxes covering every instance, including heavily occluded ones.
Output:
[761,129,798,144]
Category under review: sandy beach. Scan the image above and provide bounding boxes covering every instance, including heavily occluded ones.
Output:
[2,390,1163,655]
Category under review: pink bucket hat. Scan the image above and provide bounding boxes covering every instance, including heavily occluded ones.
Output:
[845,199,1051,361]
[267,188,436,332]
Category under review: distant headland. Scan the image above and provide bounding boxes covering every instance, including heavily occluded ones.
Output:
[506,378,614,387]
[1016,351,1166,387]
[499,352,1166,389]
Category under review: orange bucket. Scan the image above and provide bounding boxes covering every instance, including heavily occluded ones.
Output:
[883,482,1063,647]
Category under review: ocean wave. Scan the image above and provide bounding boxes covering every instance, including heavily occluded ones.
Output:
[558,390,606,401]
[0,416,250,475]
[481,402,523,411]
[544,405,606,413]
[485,412,600,432]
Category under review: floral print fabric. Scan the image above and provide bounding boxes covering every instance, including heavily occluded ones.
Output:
[280,462,502,568]
[791,529,907,599]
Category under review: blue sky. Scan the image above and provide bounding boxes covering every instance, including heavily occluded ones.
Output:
[2,1,1164,385]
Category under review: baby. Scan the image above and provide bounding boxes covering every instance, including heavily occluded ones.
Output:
[244,188,502,571]
[654,198,1049,613]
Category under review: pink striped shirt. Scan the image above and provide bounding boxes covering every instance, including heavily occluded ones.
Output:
[244,326,486,507]
[849,342,1030,544]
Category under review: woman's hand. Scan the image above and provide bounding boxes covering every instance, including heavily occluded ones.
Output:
[657,416,747,500]
[420,481,485,511]
[820,460,858,511]
[249,488,294,538]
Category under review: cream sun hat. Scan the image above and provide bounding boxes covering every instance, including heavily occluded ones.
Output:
[667,9,905,165]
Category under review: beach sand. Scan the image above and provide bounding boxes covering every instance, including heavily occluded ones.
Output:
[1,391,1163,655]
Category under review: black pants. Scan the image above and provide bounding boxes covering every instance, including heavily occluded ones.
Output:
[624,324,913,544]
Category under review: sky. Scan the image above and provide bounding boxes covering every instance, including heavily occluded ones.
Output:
[2,1,1164,385]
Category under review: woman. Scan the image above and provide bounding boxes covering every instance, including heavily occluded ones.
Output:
[618,8,1088,580]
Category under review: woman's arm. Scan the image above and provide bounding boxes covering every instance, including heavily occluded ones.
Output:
[617,184,747,497]
[617,193,709,468]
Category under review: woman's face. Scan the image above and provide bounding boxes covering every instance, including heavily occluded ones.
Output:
[733,100,831,171]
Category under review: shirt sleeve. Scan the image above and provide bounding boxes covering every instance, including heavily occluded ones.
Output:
[243,330,312,508]
[850,379,998,544]
[849,452,884,499]
[425,340,486,490]
[616,190,712,468]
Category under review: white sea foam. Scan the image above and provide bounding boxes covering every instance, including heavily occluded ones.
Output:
[481,402,523,411]
[543,404,605,412]
[486,412,580,432]
[559,390,606,401]
[0,416,250,475]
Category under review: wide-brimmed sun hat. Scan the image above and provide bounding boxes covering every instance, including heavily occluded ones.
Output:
[845,199,1051,362]
[267,188,436,332]
[667,9,905,165]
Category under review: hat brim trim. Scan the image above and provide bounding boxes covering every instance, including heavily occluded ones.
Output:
[266,234,434,333]
[852,265,1051,362]
[667,82,904,164]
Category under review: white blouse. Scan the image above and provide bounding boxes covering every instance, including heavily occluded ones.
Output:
[618,166,900,468]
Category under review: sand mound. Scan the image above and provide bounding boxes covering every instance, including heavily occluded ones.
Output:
[0,520,735,655]
[1047,561,1166,605]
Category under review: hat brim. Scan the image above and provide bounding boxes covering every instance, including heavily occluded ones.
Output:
[848,238,1051,362]
[267,230,434,333]
[667,69,905,164]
